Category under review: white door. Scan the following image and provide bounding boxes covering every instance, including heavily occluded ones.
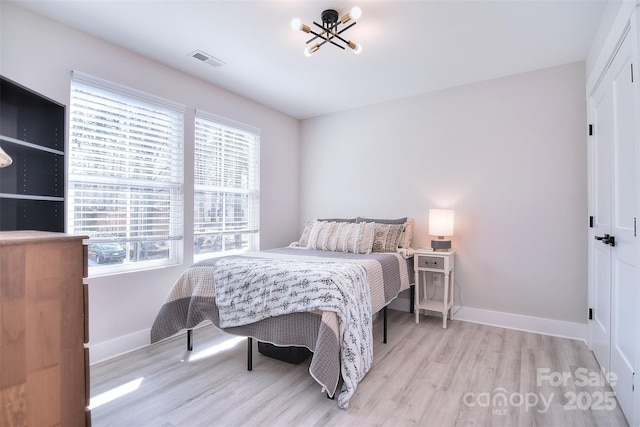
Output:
[589,28,638,423]
[608,30,637,420]
[590,69,612,373]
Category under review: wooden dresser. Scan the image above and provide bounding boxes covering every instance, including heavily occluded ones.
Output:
[0,231,90,426]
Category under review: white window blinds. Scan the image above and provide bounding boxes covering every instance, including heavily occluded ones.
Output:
[68,72,184,273]
[194,110,260,258]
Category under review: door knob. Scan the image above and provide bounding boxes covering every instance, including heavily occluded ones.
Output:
[594,234,616,246]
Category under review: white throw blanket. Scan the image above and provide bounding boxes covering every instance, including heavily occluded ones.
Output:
[213,257,372,408]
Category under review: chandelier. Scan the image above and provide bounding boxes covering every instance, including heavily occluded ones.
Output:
[290,7,362,57]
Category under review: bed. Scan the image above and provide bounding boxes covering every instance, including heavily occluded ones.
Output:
[150,218,415,409]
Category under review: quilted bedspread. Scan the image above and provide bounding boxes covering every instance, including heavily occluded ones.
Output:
[150,247,412,409]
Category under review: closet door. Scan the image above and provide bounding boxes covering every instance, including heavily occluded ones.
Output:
[589,26,638,423]
[589,67,613,371]
[590,71,613,374]
[607,28,637,421]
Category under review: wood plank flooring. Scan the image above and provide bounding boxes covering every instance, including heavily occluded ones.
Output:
[90,310,629,426]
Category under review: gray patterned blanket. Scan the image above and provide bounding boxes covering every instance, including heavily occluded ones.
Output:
[150,247,412,409]
[214,257,372,407]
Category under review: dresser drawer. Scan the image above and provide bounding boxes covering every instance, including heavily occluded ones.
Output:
[416,255,444,269]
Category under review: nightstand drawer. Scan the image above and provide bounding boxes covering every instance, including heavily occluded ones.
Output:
[417,255,444,269]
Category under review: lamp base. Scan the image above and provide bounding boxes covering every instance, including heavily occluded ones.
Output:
[431,239,451,251]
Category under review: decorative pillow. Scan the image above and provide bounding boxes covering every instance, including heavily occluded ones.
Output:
[306,220,375,254]
[307,220,348,251]
[400,218,414,249]
[356,217,407,224]
[343,222,362,253]
[297,219,314,247]
[318,218,356,223]
[329,222,350,251]
[372,223,405,252]
[358,222,376,254]
[356,217,413,248]
[306,220,328,249]
[321,222,341,250]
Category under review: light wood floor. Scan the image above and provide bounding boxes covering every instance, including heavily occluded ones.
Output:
[90,310,629,426]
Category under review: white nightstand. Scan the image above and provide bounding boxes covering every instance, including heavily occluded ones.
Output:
[414,249,455,328]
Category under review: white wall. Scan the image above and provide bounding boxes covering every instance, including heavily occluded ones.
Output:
[300,62,588,331]
[1,3,300,363]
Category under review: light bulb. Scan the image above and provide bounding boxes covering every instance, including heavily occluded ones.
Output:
[304,44,320,57]
[348,41,362,54]
[350,6,362,20]
[290,18,302,31]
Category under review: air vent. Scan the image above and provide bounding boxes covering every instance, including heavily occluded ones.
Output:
[188,50,226,68]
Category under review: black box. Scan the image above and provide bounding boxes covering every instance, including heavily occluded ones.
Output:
[257,342,312,364]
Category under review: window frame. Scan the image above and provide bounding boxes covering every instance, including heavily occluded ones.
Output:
[67,71,185,276]
[193,109,260,261]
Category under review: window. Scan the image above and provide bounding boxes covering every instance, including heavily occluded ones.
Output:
[194,110,260,259]
[68,72,184,274]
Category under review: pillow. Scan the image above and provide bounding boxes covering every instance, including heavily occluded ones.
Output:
[327,222,348,251]
[372,223,405,252]
[306,220,330,249]
[356,217,413,248]
[400,218,414,249]
[318,218,356,223]
[357,222,376,254]
[321,222,341,250]
[297,219,314,247]
[306,220,374,254]
[356,216,407,224]
[343,222,362,253]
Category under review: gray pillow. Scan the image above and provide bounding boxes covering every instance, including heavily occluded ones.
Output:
[356,217,407,224]
[318,218,356,223]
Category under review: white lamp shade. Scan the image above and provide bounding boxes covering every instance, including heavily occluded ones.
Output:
[429,209,454,237]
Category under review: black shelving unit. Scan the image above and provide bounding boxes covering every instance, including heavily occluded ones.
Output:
[0,76,65,232]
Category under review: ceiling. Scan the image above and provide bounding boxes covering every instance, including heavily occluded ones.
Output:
[11,0,608,119]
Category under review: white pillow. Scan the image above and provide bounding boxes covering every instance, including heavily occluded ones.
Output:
[297,219,314,247]
[400,218,414,249]
[307,220,374,254]
[306,220,329,249]
[358,222,376,254]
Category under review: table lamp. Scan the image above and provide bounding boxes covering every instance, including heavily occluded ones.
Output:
[429,209,454,251]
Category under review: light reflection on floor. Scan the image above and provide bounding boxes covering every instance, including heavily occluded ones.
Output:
[183,335,246,362]
[89,377,144,409]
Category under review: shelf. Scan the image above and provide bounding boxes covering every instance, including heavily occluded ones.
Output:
[0,135,64,156]
[1,76,65,232]
[0,144,64,197]
[0,198,64,232]
[417,299,452,312]
[1,76,64,152]
[0,193,65,202]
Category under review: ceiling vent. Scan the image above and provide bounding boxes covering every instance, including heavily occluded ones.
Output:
[188,50,226,67]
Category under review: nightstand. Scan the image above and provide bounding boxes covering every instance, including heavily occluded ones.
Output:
[414,249,455,328]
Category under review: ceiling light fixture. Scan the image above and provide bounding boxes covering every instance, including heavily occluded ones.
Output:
[291,6,362,57]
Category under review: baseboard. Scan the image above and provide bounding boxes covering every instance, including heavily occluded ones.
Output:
[88,328,152,365]
[452,306,587,342]
[390,297,587,343]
